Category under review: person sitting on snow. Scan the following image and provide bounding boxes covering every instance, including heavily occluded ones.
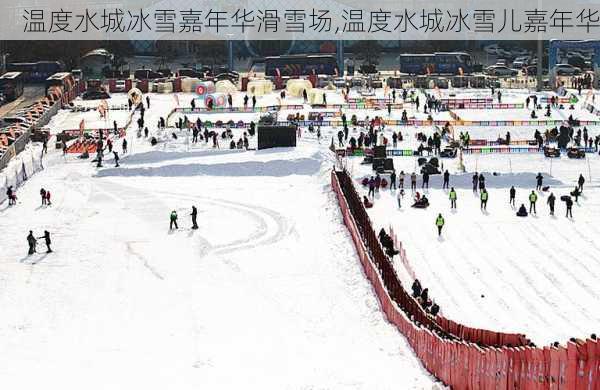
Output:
[363,196,373,208]
[516,204,528,217]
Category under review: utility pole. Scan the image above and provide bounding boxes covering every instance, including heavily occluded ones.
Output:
[536,39,543,92]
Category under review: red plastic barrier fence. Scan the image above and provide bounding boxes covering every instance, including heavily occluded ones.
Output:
[331,168,599,389]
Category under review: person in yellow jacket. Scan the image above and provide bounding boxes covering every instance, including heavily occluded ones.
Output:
[529,190,538,214]
[480,189,489,210]
[449,187,457,209]
[435,214,445,236]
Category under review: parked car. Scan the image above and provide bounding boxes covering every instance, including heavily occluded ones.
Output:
[485,65,518,76]
[511,61,527,70]
[554,64,581,76]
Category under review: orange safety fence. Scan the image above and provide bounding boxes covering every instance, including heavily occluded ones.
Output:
[331,168,600,389]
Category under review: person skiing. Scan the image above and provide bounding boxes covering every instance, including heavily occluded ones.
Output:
[529,190,538,214]
[38,230,52,253]
[578,174,585,192]
[442,170,450,189]
[27,231,37,255]
[449,187,457,209]
[390,170,397,190]
[480,188,489,210]
[536,173,543,191]
[435,214,445,236]
[190,206,198,230]
[506,187,515,208]
[472,172,478,193]
[547,192,556,216]
[170,210,179,230]
[40,188,47,205]
[113,151,120,167]
[122,138,128,154]
[565,197,573,218]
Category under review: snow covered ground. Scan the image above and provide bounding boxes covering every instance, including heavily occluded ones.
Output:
[3,85,600,387]
[0,93,439,389]
[349,151,600,346]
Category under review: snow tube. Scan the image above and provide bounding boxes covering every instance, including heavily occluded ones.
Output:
[128,88,143,106]
[204,93,226,108]
[195,81,216,96]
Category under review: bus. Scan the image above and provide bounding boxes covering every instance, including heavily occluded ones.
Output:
[399,52,473,75]
[45,72,77,105]
[0,72,25,101]
[6,61,64,82]
[252,55,339,77]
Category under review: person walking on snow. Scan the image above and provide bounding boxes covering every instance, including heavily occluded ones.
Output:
[170,210,179,230]
[113,151,120,167]
[27,231,37,255]
[547,192,556,216]
[390,170,397,190]
[536,173,543,191]
[509,186,516,207]
[565,197,573,218]
[435,214,445,236]
[40,188,47,205]
[578,174,585,192]
[442,170,450,189]
[45,190,51,206]
[410,172,417,191]
[449,187,457,209]
[122,138,128,154]
[472,172,478,193]
[368,177,375,197]
[190,206,198,230]
[397,189,404,208]
[529,190,538,214]
[38,230,52,253]
[422,172,429,189]
[480,189,489,210]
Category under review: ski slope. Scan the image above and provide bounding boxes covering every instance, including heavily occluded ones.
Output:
[350,151,600,345]
[0,105,437,389]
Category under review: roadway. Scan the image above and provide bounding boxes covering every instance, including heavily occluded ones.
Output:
[0,84,46,119]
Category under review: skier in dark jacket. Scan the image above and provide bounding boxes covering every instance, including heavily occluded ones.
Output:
[27,231,37,255]
[578,174,585,192]
[478,174,486,191]
[191,206,198,230]
[536,173,543,190]
[547,193,556,216]
[472,172,478,193]
[170,210,179,230]
[509,186,516,206]
[565,197,573,218]
[38,230,52,253]
[40,188,47,205]
[442,170,450,189]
